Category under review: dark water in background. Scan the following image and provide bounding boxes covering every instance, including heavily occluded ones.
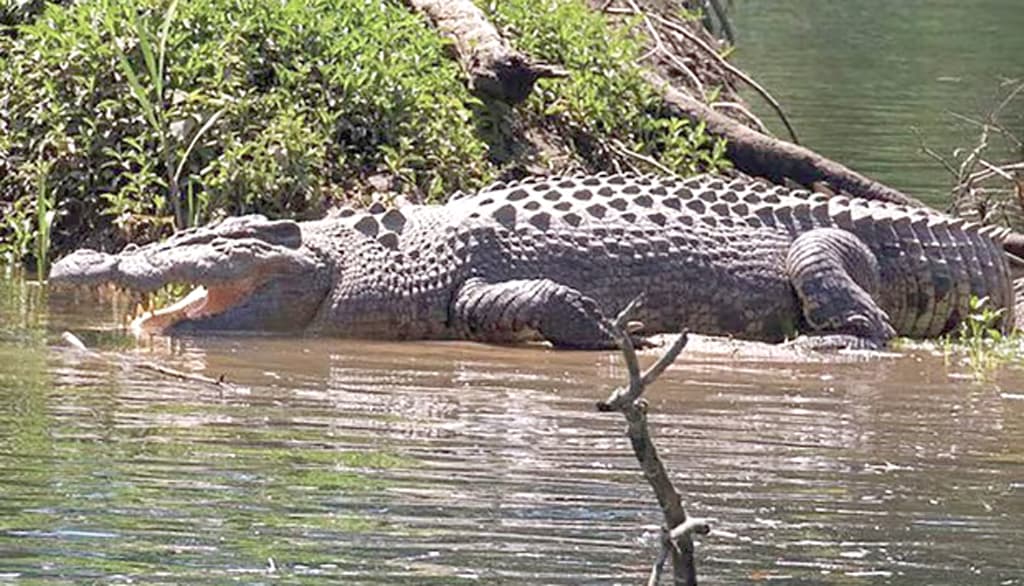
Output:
[1,271,1023,584]
[732,0,1024,207]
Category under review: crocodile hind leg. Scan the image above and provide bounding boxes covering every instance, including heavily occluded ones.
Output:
[450,277,623,349]
[785,228,896,349]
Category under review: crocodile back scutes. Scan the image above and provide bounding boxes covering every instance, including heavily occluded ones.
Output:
[440,172,1016,338]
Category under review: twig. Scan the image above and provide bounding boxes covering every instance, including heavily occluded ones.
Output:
[978,159,1017,182]
[967,162,1024,184]
[624,0,665,64]
[650,12,800,144]
[948,110,1023,150]
[609,139,679,177]
[912,127,960,178]
[614,0,706,100]
[711,101,769,135]
[993,80,1024,120]
[595,298,703,585]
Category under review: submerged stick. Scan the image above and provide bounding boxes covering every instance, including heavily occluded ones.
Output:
[595,300,708,585]
[60,331,231,389]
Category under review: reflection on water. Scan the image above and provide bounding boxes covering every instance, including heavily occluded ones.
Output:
[733,0,1024,206]
[1,273,1022,583]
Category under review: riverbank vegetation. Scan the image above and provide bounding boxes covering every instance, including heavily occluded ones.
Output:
[0,0,730,274]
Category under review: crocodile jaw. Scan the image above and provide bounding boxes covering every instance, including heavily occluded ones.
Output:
[130,284,254,334]
[49,216,329,334]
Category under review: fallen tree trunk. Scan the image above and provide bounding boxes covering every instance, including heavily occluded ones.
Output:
[404,0,566,104]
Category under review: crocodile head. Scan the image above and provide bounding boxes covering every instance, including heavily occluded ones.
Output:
[49,215,330,334]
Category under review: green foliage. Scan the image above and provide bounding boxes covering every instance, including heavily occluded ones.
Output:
[0,0,69,27]
[1,0,730,268]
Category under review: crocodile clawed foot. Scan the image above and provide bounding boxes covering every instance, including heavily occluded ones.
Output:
[785,334,887,352]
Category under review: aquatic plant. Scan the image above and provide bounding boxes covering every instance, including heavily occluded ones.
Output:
[944,295,1023,379]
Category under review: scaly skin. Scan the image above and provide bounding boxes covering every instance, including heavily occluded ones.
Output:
[49,174,1016,349]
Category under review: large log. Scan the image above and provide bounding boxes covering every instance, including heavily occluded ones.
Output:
[404,0,566,104]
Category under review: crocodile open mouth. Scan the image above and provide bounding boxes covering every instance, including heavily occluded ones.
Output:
[48,216,324,335]
[130,283,256,334]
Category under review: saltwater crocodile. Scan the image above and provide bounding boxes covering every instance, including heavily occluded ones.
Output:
[49,173,1017,349]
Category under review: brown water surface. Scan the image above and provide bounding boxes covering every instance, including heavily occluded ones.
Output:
[1,273,1023,584]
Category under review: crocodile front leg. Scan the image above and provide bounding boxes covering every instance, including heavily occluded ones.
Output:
[450,277,621,349]
[786,227,897,349]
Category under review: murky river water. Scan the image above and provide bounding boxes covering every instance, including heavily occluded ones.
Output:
[733,0,1024,207]
[2,271,1023,584]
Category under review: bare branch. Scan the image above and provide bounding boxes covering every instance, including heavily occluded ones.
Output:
[641,332,689,387]
[912,127,960,178]
[967,162,1024,184]
[711,101,770,135]
[610,1,707,100]
[649,12,800,144]
[593,301,701,584]
[61,331,233,390]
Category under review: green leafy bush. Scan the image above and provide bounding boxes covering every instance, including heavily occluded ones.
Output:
[1,0,490,266]
[1,0,728,269]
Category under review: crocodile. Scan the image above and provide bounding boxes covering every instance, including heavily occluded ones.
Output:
[48,173,1017,349]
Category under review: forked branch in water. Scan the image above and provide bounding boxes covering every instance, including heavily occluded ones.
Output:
[595,297,710,585]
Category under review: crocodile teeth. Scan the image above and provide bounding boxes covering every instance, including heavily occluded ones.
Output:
[131,286,209,335]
